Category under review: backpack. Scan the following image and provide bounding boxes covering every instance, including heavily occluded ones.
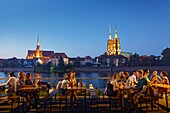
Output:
[56,81,62,90]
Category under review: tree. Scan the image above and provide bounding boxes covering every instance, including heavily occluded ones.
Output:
[128,53,140,66]
[161,47,170,66]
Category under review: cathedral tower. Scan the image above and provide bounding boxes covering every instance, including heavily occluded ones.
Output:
[35,35,42,58]
[107,24,121,55]
[107,26,114,55]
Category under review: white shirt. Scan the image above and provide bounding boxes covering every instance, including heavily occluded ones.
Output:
[128,74,137,86]
[6,76,19,92]
[61,79,70,89]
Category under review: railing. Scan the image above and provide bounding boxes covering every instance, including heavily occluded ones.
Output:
[0,77,109,89]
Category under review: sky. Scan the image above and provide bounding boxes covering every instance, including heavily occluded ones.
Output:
[0,0,170,59]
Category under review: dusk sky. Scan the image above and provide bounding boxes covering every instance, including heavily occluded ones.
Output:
[0,0,170,58]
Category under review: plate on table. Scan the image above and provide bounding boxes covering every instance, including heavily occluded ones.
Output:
[124,86,131,89]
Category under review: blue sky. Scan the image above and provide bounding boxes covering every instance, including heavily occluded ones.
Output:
[0,0,170,58]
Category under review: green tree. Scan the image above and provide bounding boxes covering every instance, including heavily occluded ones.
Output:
[161,47,170,66]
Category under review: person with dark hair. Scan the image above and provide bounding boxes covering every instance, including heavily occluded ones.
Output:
[6,72,19,103]
[132,69,148,112]
[25,73,33,85]
[60,75,70,95]
[159,71,169,97]
[104,73,120,96]
[150,70,161,96]
[143,69,151,83]
[128,70,138,87]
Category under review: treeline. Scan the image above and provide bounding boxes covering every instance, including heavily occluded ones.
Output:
[127,47,170,66]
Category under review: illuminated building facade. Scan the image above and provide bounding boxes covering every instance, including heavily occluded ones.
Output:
[26,36,54,64]
[107,25,121,55]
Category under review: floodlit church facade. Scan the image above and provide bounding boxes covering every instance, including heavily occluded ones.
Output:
[107,25,121,56]
[26,36,54,64]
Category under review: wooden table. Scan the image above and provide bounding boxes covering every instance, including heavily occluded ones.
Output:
[67,86,87,112]
[153,84,170,112]
[19,86,41,111]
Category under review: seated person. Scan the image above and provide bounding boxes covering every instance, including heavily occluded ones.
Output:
[105,73,120,96]
[24,73,37,106]
[150,70,161,96]
[159,71,169,97]
[60,76,70,95]
[132,70,148,112]
[6,72,19,103]
[16,72,34,106]
[25,73,33,85]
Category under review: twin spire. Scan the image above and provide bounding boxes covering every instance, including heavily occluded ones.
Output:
[37,35,40,46]
[109,24,118,39]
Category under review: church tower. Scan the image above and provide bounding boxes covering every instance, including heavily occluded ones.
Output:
[107,26,114,55]
[35,35,42,58]
[107,24,121,55]
[113,24,121,55]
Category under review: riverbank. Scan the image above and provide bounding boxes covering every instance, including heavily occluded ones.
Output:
[1,66,170,73]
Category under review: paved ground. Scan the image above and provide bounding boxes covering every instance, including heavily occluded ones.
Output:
[0,95,170,113]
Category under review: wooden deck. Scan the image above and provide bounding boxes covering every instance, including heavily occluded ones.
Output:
[0,94,170,113]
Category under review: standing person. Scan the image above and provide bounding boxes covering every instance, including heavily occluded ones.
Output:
[133,70,148,112]
[70,72,77,87]
[6,72,19,103]
[69,71,78,101]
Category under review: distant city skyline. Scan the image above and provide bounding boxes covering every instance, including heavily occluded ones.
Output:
[0,0,170,58]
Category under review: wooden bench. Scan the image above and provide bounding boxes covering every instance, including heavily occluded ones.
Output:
[37,89,59,112]
[98,88,122,112]
[89,88,98,112]
[8,95,21,113]
[58,94,68,112]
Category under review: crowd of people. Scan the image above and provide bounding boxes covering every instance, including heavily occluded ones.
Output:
[56,71,79,102]
[4,69,169,112]
[104,69,169,112]
[6,72,45,106]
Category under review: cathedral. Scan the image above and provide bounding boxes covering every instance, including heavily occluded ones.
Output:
[26,36,54,63]
[107,25,121,56]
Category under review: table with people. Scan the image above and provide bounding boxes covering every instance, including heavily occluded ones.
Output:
[4,69,170,113]
[5,72,49,107]
[56,71,87,112]
[103,69,170,113]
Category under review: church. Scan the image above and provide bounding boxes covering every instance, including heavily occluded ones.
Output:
[26,36,55,64]
[107,25,121,55]
[103,25,132,66]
